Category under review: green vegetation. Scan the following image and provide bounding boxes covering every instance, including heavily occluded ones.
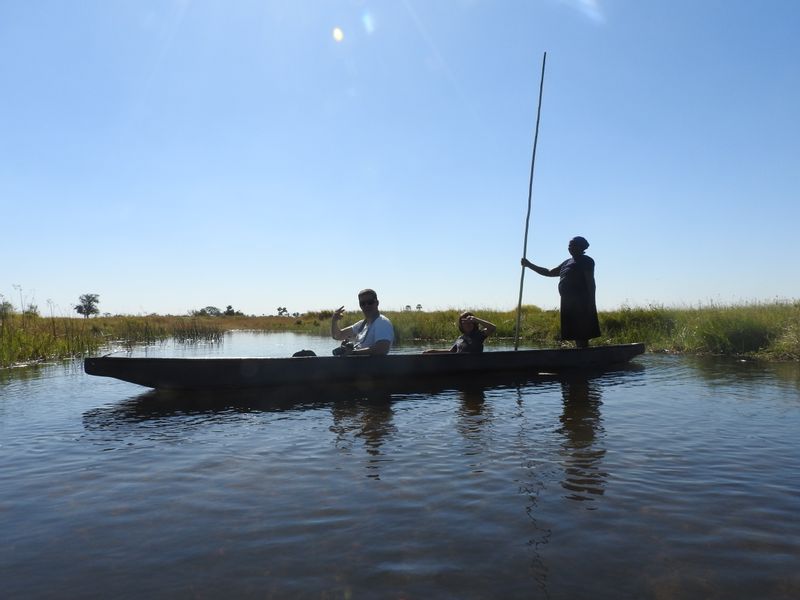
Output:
[0,314,224,367]
[1,302,799,368]
[598,302,800,360]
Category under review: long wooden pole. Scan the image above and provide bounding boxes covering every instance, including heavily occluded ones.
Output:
[514,51,547,351]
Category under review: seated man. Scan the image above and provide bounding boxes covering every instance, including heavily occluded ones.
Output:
[330,288,394,356]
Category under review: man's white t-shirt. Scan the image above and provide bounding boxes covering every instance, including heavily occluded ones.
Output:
[352,315,394,350]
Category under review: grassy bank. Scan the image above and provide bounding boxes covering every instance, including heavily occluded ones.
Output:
[0,315,223,368]
[311,302,800,360]
[1,302,799,368]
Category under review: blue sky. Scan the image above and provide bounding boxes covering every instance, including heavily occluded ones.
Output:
[2,1,798,316]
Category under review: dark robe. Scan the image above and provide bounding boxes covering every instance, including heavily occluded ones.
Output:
[557,254,601,341]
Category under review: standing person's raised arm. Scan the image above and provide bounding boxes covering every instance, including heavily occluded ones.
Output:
[521,258,560,277]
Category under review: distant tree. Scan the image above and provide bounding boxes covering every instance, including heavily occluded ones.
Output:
[23,303,39,317]
[416,304,423,311]
[225,305,235,316]
[404,305,412,312]
[75,294,100,318]
[198,306,222,317]
[277,307,289,317]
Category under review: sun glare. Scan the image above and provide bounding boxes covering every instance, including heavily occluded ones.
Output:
[332,27,344,42]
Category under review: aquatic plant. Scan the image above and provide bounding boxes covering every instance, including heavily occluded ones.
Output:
[2,301,799,368]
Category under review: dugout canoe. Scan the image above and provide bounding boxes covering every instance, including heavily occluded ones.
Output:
[83,343,645,391]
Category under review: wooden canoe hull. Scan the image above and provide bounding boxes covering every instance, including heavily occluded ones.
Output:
[84,343,645,391]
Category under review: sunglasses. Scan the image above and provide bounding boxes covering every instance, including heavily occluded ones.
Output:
[359,298,377,307]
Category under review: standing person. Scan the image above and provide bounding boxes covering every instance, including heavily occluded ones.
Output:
[521,236,601,348]
[424,312,496,354]
[331,288,394,356]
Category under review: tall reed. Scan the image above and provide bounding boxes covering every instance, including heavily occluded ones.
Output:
[2,302,798,368]
[0,314,224,367]
[599,301,800,359]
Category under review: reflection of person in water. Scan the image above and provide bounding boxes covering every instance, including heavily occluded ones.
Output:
[329,392,396,479]
[456,385,491,445]
[459,387,486,416]
[558,376,606,503]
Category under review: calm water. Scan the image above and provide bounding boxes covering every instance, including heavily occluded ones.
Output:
[2,332,799,599]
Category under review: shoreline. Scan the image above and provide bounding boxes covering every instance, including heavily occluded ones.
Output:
[2,301,799,367]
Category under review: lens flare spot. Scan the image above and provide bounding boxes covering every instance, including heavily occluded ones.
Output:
[332,27,344,42]
[362,12,375,34]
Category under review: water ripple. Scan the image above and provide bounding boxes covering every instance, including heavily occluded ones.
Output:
[2,334,800,599]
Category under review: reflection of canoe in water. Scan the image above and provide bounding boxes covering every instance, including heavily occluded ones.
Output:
[84,343,645,391]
